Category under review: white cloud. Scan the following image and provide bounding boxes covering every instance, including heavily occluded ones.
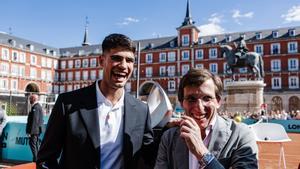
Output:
[281,5,300,23]
[117,17,140,26]
[198,13,225,36]
[231,10,254,25]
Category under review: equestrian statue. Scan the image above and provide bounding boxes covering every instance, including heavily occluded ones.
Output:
[220,37,264,80]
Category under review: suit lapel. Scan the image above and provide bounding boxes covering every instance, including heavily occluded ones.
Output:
[124,94,137,140]
[174,130,189,169]
[208,116,232,158]
[78,82,100,149]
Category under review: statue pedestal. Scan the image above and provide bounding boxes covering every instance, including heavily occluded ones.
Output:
[224,80,265,113]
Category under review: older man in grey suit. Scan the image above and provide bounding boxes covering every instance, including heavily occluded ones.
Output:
[155,68,258,169]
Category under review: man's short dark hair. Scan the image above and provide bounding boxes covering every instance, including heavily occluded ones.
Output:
[178,68,223,102]
[102,33,136,53]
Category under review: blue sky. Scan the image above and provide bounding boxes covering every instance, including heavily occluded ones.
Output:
[1,0,300,48]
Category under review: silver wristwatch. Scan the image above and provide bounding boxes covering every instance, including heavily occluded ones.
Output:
[198,152,214,168]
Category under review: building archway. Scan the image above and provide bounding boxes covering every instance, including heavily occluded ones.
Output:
[271,96,283,111]
[289,96,300,112]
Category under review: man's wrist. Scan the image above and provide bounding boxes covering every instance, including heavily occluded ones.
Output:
[198,152,214,169]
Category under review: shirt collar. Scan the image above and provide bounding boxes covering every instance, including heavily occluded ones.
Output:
[96,80,125,109]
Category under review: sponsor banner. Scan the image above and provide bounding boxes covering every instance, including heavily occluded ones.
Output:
[1,116,48,162]
[243,118,300,133]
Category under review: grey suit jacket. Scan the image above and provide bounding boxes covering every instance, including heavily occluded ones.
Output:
[155,116,258,169]
[37,82,154,169]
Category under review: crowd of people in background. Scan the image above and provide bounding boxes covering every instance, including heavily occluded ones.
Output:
[219,109,300,122]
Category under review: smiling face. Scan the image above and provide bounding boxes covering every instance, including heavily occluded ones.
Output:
[100,48,134,91]
[181,79,221,130]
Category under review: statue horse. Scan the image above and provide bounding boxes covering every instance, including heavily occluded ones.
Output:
[221,45,264,80]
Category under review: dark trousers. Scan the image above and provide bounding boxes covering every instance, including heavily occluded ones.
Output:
[29,134,40,162]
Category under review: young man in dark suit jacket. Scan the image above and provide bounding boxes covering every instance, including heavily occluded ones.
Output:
[26,94,44,162]
[37,33,155,169]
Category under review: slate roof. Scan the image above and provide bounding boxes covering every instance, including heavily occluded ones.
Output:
[0,32,59,58]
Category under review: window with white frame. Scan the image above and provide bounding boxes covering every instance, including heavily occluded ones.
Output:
[60,60,66,69]
[0,63,9,75]
[47,84,52,93]
[83,59,89,68]
[256,32,262,40]
[198,38,204,44]
[272,31,279,38]
[209,48,218,58]
[46,58,52,68]
[159,66,166,76]
[209,63,218,74]
[19,52,26,63]
[41,57,46,67]
[54,72,59,81]
[167,52,176,62]
[182,34,189,46]
[12,51,19,62]
[30,68,37,78]
[90,58,97,67]
[146,67,152,77]
[68,60,73,68]
[46,70,52,81]
[90,70,96,80]
[11,79,18,91]
[289,29,296,36]
[67,72,73,81]
[41,70,46,80]
[11,64,19,76]
[168,80,176,91]
[83,71,89,80]
[67,85,73,92]
[271,60,281,72]
[30,55,37,65]
[271,43,280,54]
[1,48,9,60]
[0,79,8,90]
[53,85,59,93]
[195,64,203,69]
[272,77,281,89]
[182,64,190,75]
[60,85,65,93]
[146,53,153,63]
[53,60,58,69]
[75,71,81,81]
[75,59,81,68]
[159,52,166,62]
[289,76,299,89]
[254,44,264,55]
[212,37,217,43]
[182,50,189,60]
[19,66,25,77]
[60,72,66,81]
[195,49,204,60]
[288,58,298,71]
[168,66,175,77]
[99,70,103,79]
[288,42,298,53]
[226,35,232,42]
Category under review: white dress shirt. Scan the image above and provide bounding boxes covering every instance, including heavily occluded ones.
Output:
[96,81,125,169]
